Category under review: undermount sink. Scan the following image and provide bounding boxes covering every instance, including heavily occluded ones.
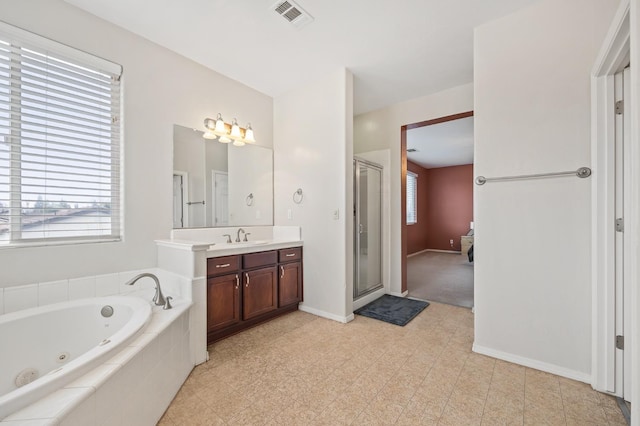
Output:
[236,240,270,245]
[207,240,274,251]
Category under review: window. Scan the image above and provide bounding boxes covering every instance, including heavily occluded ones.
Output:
[0,22,122,246]
[407,171,417,225]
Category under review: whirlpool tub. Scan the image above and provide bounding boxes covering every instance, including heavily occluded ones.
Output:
[0,296,151,419]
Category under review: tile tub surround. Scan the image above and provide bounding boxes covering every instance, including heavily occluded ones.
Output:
[159,304,626,426]
[0,268,192,314]
[1,298,192,425]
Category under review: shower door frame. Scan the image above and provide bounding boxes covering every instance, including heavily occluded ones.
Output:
[354,158,384,300]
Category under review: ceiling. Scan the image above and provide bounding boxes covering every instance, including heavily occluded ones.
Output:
[407,116,474,169]
[63,0,539,115]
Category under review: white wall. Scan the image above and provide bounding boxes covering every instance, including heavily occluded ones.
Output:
[0,0,273,287]
[473,0,620,381]
[228,144,273,227]
[273,69,354,321]
[354,84,474,295]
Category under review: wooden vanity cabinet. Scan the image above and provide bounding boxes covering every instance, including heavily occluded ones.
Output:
[206,255,241,333]
[278,247,302,307]
[242,251,278,320]
[207,247,303,344]
[207,273,240,332]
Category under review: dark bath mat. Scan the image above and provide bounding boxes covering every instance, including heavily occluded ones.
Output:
[354,294,429,326]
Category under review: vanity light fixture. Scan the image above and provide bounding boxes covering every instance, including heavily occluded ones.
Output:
[203,113,256,145]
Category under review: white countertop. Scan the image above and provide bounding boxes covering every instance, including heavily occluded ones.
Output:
[155,238,303,256]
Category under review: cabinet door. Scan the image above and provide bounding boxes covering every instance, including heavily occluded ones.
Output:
[279,261,302,307]
[243,266,277,320]
[207,273,240,332]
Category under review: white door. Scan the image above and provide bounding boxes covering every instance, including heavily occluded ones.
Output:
[614,67,631,401]
[212,171,229,226]
[172,174,183,228]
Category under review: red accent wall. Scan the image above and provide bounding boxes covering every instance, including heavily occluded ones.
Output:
[425,164,474,251]
[406,162,474,254]
[407,161,430,254]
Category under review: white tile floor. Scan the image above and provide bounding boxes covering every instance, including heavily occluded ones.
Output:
[159,303,626,425]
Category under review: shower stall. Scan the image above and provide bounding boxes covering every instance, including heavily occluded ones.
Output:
[353,158,383,299]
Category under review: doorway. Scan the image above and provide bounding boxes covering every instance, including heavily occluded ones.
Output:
[173,171,188,228]
[400,111,474,308]
[212,170,229,227]
[591,4,633,406]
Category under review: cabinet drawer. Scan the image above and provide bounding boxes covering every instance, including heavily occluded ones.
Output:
[279,247,301,262]
[243,250,277,270]
[207,255,240,276]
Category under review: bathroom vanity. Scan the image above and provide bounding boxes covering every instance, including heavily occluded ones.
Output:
[207,246,302,343]
[156,226,302,364]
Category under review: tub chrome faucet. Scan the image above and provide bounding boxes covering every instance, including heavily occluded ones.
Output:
[236,228,245,242]
[125,273,166,306]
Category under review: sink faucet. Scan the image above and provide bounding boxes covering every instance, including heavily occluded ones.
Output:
[125,273,166,306]
[236,228,245,242]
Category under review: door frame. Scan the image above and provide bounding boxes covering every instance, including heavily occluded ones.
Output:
[173,170,189,228]
[400,111,474,293]
[591,0,633,397]
[211,170,228,227]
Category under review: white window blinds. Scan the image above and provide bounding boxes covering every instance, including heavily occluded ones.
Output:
[407,171,417,225]
[0,22,122,246]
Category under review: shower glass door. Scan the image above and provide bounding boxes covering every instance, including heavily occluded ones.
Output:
[354,159,383,299]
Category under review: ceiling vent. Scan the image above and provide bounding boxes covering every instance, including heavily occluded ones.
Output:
[272,0,314,29]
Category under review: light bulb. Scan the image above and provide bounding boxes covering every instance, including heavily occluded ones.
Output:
[233,139,245,147]
[214,113,226,134]
[219,136,231,143]
[230,118,241,139]
[244,123,255,143]
[203,130,217,140]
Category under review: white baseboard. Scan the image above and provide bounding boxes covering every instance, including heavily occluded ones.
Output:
[472,344,591,384]
[388,290,408,297]
[299,304,354,323]
[408,249,430,258]
[408,249,461,257]
[353,287,386,310]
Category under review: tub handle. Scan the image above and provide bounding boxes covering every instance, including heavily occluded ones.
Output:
[163,296,173,310]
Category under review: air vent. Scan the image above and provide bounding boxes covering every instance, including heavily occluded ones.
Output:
[407,148,418,153]
[272,0,314,29]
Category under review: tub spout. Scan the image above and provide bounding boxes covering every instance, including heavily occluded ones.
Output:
[125,273,166,306]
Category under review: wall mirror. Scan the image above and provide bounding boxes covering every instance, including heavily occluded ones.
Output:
[172,124,273,228]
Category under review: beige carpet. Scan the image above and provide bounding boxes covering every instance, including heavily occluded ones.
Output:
[407,251,474,308]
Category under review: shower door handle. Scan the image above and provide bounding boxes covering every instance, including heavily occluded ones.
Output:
[359,224,364,234]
